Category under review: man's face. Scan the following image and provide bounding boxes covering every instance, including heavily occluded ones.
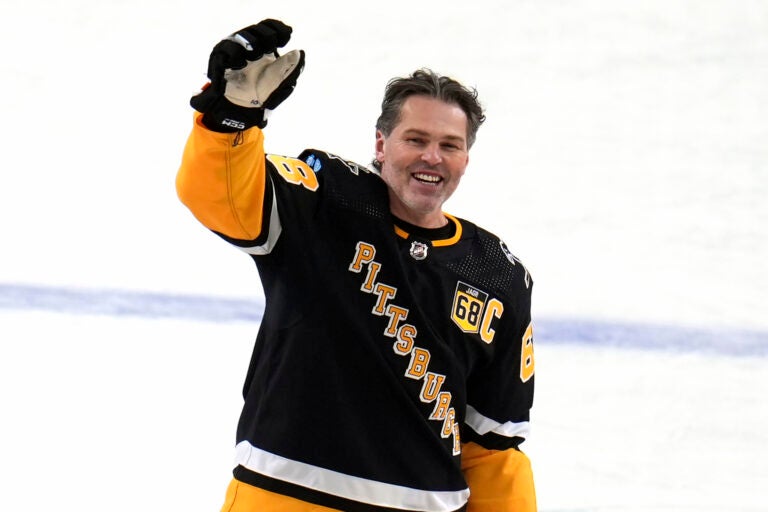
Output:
[375,95,470,228]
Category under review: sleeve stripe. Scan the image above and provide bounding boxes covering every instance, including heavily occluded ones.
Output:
[465,405,530,439]
[240,186,282,256]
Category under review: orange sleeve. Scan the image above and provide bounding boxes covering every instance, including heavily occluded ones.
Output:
[176,112,268,240]
[461,441,537,512]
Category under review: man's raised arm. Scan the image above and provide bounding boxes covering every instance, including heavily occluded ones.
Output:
[176,19,305,240]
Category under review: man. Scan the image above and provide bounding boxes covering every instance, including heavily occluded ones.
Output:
[177,19,536,512]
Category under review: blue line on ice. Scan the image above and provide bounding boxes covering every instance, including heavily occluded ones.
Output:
[2,282,766,357]
[0,282,263,323]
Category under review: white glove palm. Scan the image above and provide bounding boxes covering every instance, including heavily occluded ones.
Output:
[224,50,304,110]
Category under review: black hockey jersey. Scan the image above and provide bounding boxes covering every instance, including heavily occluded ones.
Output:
[177,121,534,512]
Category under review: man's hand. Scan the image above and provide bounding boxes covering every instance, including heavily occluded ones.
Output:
[191,19,305,132]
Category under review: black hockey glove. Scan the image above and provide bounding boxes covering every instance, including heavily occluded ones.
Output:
[190,19,305,132]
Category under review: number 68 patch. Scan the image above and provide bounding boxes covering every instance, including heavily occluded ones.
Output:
[451,281,535,382]
[451,281,504,345]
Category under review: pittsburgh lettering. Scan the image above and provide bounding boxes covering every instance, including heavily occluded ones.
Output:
[349,241,461,455]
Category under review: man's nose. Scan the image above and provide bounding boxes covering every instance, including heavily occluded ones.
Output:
[421,143,442,166]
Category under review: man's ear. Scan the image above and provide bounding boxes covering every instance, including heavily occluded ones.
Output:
[374,130,386,164]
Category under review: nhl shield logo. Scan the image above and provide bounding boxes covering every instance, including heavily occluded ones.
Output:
[409,241,429,260]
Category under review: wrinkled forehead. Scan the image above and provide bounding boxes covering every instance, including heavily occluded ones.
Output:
[394,95,469,142]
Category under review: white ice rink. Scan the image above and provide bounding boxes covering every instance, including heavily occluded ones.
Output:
[1,1,766,511]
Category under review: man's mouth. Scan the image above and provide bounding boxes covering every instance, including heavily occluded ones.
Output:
[412,172,442,185]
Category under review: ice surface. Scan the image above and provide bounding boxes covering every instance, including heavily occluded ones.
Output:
[1,0,766,510]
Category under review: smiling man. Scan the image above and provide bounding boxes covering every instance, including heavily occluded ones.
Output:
[375,93,471,228]
[177,19,537,512]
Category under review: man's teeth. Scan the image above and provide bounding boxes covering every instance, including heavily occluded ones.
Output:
[413,173,441,183]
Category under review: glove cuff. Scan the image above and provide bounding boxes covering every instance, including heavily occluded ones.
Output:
[190,87,267,132]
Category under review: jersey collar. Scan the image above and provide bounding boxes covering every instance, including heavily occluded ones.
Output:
[393,213,463,247]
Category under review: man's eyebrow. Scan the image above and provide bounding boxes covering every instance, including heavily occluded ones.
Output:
[401,128,466,142]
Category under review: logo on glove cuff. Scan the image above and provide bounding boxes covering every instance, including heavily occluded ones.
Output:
[222,118,246,130]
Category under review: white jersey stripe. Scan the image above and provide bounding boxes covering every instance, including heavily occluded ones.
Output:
[241,187,282,256]
[235,441,469,511]
[465,404,530,439]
